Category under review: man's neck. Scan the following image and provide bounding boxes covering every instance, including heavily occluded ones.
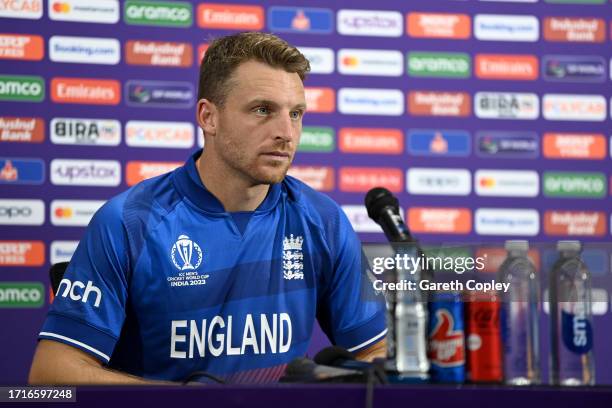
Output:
[196,153,269,212]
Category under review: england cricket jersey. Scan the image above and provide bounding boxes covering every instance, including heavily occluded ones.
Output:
[39,150,386,383]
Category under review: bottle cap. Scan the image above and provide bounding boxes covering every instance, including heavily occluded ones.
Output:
[505,240,529,252]
[556,240,581,252]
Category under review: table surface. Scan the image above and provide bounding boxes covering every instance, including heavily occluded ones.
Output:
[10,384,612,408]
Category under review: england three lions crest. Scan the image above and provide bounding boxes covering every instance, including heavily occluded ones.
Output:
[283,234,304,280]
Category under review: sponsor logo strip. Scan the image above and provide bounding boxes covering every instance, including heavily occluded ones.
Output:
[407,52,470,78]
[475,54,538,80]
[49,36,120,65]
[304,87,335,113]
[126,80,194,108]
[407,13,471,39]
[475,208,540,236]
[0,0,42,19]
[268,7,333,34]
[342,205,404,233]
[124,0,192,27]
[475,92,539,120]
[125,121,194,148]
[339,88,403,116]
[0,241,44,266]
[476,131,538,158]
[544,17,605,43]
[408,91,470,117]
[544,210,606,236]
[0,34,44,60]
[339,128,403,154]
[0,282,44,308]
[339,167,403,192]
[0,75,44,102]
[298,47,334,74]
[543,133,605,159]
[0,117,44,143]
[298,127,334,152]
[51,77,120,105]
[197,3,263,30]
[543,172,606,198]
[287,166,334,191]
[125,161,182,186]
[338,49,403,77]
[51,200,105,226]
[474,14,539,42]
[0,199,45,226]
[408,207,472,234]
[50,0,120,24]
[407,168,471,196]
[50,159,121,186]
[337,9,403,37]
[542,55,606,83]
[0,158,44,184]
[126,40,193,67]
[543,94,606,121]
[407,129,470,157]
[50,240,79,264]
[51,118,120,146]
[475,169,539,197]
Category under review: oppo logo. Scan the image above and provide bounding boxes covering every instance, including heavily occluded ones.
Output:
[0,206,31,218]
[56,278,102,308]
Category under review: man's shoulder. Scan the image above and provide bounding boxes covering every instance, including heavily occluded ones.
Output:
[282,175,342,219]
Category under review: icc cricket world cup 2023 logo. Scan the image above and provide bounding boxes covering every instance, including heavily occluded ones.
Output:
[171,234,203,271]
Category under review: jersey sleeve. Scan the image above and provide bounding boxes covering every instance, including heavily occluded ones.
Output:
[38,197,129,364]
[317,207,387,354]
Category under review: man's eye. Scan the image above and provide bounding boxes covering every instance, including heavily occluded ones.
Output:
[290,111,302,120]
[254,107,269,115]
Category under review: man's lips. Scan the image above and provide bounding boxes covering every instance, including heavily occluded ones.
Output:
[261,151,291,158]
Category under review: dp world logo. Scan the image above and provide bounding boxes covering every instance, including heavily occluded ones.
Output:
[171,235,202,271]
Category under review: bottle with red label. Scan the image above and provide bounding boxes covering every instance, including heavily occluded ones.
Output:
[465,290,503,383]
[428,291,466,383]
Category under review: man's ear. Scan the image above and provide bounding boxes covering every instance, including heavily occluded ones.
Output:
[196,99,217,137]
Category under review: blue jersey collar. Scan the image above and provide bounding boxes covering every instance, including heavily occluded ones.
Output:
[173,149,282,214]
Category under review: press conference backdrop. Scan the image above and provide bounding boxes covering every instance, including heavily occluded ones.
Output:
[1,0,612,384]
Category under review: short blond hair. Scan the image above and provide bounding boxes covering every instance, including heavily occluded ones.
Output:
[197,32,310,107]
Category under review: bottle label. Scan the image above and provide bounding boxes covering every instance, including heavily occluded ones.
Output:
[561,310,593,354]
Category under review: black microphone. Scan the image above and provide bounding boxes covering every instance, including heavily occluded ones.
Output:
[314,347,388,385]
[364,187,414,243]
[279,357,364,383]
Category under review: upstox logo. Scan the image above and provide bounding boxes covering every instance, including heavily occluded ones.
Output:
[0,282,44,308]
[124,0,192,27]
[543,172,606,198]
[0,75,44,102]
[408,52,470,78]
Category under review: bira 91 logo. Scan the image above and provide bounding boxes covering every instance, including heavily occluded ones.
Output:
[124,0,192,27]
[268,7,333,34]
[51,118,121,146]
[428,309,465,367]
[0,75,44,102]
[475,92,539,120]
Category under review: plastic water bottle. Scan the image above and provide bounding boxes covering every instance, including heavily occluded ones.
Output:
[498,240,540,385]
[549,240,595,386]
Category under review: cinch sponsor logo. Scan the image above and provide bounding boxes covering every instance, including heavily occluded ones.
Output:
[475,169,539,197]
[474,14,539,42]
[51,159,121,186]
[268,7,333,34]
[197,3,263,30]
[50,240,78,264]
[124,0,192,27]
[338,49,403,77]
[49,36,120,65]
[297,47,334,74]
[0,158,44,184]
[544,17,605,43]
[0,241,44,266]
[544,211,606,236]
[407,13,471,39]
[51,118,120,146]
[476,131,538,158]
[126,161,182,186]
[50,0,119,24]
[407,168,471,196]
[304,87,335,113]
[298,126,334,152]
[407,129,470,157]
[408,207,471,234]
[337,9,403,37]
[0,199,44,226]
[475,54,538,80]
[408,91,470,117]
[543,172,606,198]
[126,80,194,108]
[476,247,540,275]
[342,205,405,233]
[475,208,540,236]
[0,34,43,60]
[0,0,42,19]
[51,77,119,105]
[474,92,539,120]
[50,199,104,227]
[339,128,403,154]
[543,94,606,121]
[125,121,194,149]
[57,278,101,308]
[542,56,606,83]
[126,40,193,68]
[543,133,605,160]
[0,282,44,308]
[0,75,44,102]
[407,52,470,78]
[339,167,403,192]
[0,117,44,143]
[287,166,334,191]
[339,88,403,116]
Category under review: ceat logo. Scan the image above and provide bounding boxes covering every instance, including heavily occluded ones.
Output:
[428,310,465,366]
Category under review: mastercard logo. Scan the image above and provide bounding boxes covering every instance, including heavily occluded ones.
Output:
[479,178,496,188]
[52,2,71,13]
[54,207,73,218]
[342,56,359,67]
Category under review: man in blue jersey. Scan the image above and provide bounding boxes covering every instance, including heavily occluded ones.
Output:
[29,32,386,385]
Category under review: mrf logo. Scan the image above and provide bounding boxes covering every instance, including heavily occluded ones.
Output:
[428,309,465,366]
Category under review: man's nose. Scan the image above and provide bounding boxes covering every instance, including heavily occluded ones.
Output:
[273,114,296,142]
